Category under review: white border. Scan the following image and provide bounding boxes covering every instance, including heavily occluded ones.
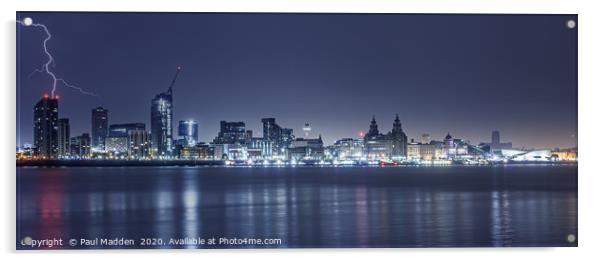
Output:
[2,0,600,261]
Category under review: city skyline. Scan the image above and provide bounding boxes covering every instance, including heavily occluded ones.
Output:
[17,12,577,149]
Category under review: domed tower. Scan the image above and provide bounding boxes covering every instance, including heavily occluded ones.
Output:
[444,132,453,146]
[391,114,408,158]
[366,116,379,137]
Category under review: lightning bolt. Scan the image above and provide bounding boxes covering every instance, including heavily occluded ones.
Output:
[17,18,98,98]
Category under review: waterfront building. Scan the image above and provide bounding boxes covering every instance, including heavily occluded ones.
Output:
[33,95,59,159]
[212,143,248,160]
[106,123,146,157]
[178,120,198,147]
[363,115,408,160]
[57,118,70,158]
[91,107,108,151]
[261,118,295,156]
[288,136,324,161]
[502,149,552,162]
[151,91,173,157]
[178,143,214,160]
[390,114,408,159]
[246,137,273,159]
[105,136,129,156]
[552,148,578,161]
[213,121,246,144]
[128,129,151,159]
[70,133,91,158]
[442,133,470,158]
[420,141,445,160]
[330,138,364,160]
[109,123,146,137]
[407,140,421,159]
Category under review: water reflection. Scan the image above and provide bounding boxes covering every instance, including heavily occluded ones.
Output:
[17,166,578,248]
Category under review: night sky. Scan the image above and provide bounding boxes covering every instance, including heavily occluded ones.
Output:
[16,12,577,149]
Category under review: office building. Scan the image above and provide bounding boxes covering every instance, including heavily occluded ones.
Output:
[151,91,173,157]
[178,120,198,146]
[57,118,70,158]
[70,133,91,158]
[33,95,59,159]
[213,121,246,144]
[91,107,108,150]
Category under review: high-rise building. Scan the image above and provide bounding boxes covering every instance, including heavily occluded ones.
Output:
[91,107,108,150]
[213,121,246,144]
[33,95,59,159]
[178,120,198,146]
[261,118,294,155]
[151,91,173,157]
[57,118,70,158]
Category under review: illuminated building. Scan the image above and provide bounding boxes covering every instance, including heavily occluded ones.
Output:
[303,123,312,138]
[502,149,552,162]
[33,95,59,159]
[421,133,431,144]
[70,133,91,158]
[109,123,145,137]
[552,148,578,161]
[213,143,247,160]
[330,138,364,160]
[105,136,129,155]
[128,129,151,158]
[442,133,469,158]
[288,136,324,161]
[246,137,273,159]
[151,92,173,157]
[57,118,70,158]
[104,123,146,157]
[178,120,198,147]
[213,121,246,144]
[407,140,421,159]
[91,107,108,150]
[261,118,294,156]
[363,115,408,160]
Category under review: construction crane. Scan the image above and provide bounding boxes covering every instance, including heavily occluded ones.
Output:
[167,66,181,95]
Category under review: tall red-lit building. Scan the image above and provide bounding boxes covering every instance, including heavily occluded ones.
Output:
[33,94,59,159]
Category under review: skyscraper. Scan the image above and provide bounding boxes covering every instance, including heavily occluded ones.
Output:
[33,95,59,159]
[91,107,108,150]
[57,118,70,158]
[178,120,198,146]
[491,130,501,149]
[150,67,181,158]
[151,91,173,157]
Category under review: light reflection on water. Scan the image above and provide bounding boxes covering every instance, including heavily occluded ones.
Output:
[17,166,577,248]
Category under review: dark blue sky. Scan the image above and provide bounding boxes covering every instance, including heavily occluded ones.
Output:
[16,12,577,149]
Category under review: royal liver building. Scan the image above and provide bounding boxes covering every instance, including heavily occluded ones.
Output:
[363,114,408,160]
